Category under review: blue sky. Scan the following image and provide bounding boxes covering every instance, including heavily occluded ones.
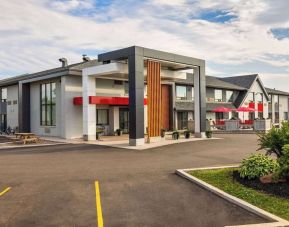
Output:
[0,0,289,90]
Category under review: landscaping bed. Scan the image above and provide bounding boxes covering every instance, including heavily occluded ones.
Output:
[190,168,289,221]
[232,170,289,199]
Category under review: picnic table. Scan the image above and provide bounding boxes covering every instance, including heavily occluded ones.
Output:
[15,133,39,144]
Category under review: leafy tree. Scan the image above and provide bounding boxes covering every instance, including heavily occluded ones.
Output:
[258,121,289,158]
[277,145,289,180]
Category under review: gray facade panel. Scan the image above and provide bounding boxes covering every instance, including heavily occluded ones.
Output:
[18,83,30,132]
[0,102,7,115]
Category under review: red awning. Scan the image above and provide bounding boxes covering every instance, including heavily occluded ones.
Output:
[73,96,148,106]
[212,107,233,112]
[236,107,256,112]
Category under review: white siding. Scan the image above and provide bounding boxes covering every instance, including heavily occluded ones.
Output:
[242,79,268,120]
[61,75,83,139]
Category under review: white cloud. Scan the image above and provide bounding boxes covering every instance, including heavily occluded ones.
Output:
[0,0,289,90]
[49,0,94,12]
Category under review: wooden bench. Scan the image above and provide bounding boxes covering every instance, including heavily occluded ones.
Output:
[15,133,40,145]
[22,137,39,145]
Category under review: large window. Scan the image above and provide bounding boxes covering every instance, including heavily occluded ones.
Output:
[96,109,109,125]
[40,82,56,126]
[1,88,7,102]
[225,90,233,102]
[247,92,254,102]
[255,93,263,103]
[176,85,187,100]
[177,112,188,130]
[214,89,223,102]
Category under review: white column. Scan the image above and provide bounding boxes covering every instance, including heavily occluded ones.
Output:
[82,73,96,141]
[109,106,119,135]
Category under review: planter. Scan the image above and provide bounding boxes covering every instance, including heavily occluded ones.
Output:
[172,132,180,140]
[254,119,272,132]
[184,131,190,139]
[96,133,101,140]
[205,130,212,138]
[161,129,166,138]
[116,129,123,136]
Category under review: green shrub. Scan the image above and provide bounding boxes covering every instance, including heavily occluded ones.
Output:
[277,145,289,180]
[239,154,279,180]
[258,121,289,158]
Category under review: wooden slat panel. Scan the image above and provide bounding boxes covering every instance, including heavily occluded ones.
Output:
[161,85,170,130]
[147,60,161,137]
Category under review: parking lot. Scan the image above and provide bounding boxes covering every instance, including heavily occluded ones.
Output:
[0,134,267,227]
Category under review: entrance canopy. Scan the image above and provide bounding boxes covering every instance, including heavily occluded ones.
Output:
[82,46,206,146]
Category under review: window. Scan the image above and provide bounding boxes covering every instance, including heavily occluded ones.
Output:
[225,91,233,102]
[284,112,288,121]
[1,88,7,102]
[177,112,188,130]
[40,82,56,126]
[96,109,109,125]
[176,85,187,100]
[214,89,223,102]
[255,93,263,103]
[124,81,129,96]
[274,95,279,123]
[247,92,254,102]
[191,87,194,100]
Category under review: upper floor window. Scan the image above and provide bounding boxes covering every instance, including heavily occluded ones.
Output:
[124,81,129,96]
[274,95,279,104]
[1,88,7,102]
[40,82,56,126]
[255,93,263,103]
[247,92,254,102]
[268,94,272,103]
[214,89,223,102]
[176,85,187,100]
[225,91,233,102]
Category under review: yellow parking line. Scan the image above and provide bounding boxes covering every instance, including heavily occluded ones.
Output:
[95,181,104,227]
[0,187,11,197]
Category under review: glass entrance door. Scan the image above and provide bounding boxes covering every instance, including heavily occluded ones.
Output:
[119,108,129,133]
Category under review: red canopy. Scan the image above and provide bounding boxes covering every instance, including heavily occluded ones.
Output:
[212,107,233,112]
[236,107,256,112]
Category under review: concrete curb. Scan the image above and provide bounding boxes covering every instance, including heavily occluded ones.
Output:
[175,165,289,227]
[0,142,68,150]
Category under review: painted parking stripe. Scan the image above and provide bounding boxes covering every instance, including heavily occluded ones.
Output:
[0,187,11,197]
[95,181,104,227]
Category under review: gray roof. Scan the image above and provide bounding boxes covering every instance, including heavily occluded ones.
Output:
[179,74,247,90]
[219,74,258,89]
[175,101,236,111]
[0,59,100,87]
[206,76,246,90]
[266,87,289,96]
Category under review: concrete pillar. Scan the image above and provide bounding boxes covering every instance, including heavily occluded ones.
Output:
[109,106,119,135]
[194,66,206,137]
[82,74,96,141]
[128,54,145,146]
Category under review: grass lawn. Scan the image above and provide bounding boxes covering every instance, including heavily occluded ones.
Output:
[189,168,289,221]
